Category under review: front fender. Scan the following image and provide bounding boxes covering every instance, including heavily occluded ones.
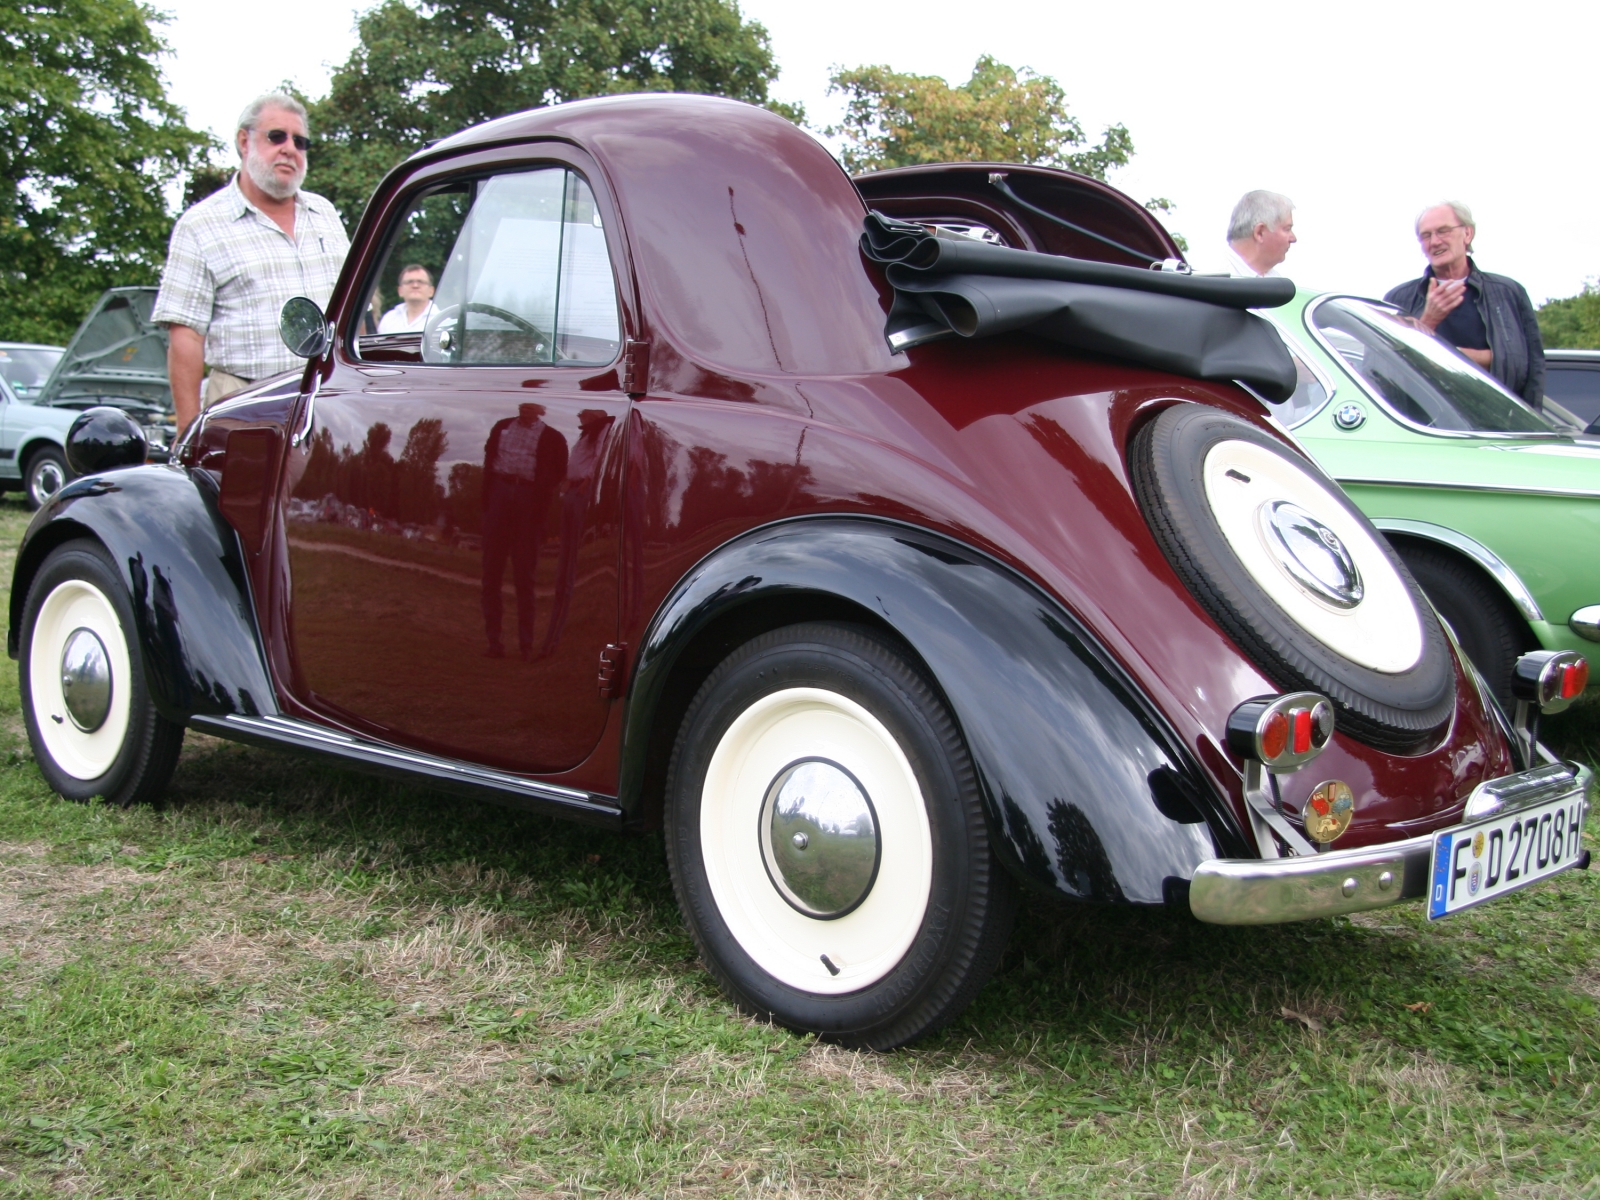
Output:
[9,466,275,721]
[622,517,1246,905]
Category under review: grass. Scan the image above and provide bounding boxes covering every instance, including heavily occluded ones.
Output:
[2,496,1600,1198]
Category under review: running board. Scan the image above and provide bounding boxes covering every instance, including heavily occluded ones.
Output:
[188,713,624,827]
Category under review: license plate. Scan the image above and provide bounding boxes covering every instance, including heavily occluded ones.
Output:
[1428,792,1588,919]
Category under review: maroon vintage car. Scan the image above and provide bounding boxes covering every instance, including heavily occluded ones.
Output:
[11,95,1589,1049]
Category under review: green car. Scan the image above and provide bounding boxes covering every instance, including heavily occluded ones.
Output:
[1260,291,1600,701]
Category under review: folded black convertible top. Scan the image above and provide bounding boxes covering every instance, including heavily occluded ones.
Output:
[861,213,1298,403]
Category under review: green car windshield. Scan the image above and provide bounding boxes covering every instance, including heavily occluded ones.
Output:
[1309,298,1553,436]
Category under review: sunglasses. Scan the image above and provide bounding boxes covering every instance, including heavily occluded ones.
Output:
[258,128,311,152]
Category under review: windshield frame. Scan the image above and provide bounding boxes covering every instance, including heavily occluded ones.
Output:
[1302,293,1561,441]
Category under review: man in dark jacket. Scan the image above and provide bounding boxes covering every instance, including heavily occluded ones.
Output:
[1384,201,1545,408]
[480,403,568,659]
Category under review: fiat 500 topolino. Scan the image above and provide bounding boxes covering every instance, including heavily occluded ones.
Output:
[11,97,1590,1048]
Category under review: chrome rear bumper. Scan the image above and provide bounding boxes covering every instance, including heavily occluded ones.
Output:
[1189,762,1590,925]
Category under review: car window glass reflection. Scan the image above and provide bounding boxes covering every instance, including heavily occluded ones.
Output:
[425,169,621,367]
[1311,299,1551,436]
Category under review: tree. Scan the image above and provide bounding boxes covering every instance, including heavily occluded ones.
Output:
[1538,282,1600,350]
[306,0,797,231]
[827,56,1135,179]
[0,0,212,345]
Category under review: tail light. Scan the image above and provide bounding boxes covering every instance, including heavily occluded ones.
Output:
[1227,692,1335,771]
[1512,650,1588,714]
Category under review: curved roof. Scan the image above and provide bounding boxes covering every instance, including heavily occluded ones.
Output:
[433,94,899,376]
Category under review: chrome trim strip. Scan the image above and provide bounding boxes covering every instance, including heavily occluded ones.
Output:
[1344,476,1600,501]
[190,713,616,820]
[1191,764,1585,925]
[1371,517,1544,622]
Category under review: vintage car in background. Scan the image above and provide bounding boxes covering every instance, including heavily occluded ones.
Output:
[0,373,79,509]
[1254,292,1600,704]
[0,343,64,400]
[1545,349,1600,431]
[34,287,177,462]
[10,98,1589,1048]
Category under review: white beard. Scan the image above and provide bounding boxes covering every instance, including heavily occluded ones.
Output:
[243,146,304,201]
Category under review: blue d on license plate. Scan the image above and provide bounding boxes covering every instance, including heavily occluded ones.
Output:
[1428,792,1588,919]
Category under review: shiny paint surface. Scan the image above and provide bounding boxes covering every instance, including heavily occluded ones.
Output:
[9,466,274,720]
[9,96,1512,905]
[1267,290,1600,653]
[624,517,1233,903]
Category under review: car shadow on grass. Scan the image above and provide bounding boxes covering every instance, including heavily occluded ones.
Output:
[153,728,1600,1084]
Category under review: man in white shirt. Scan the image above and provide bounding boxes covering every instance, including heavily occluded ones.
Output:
[1224,190,1296,278]
[377,264,436,333]
[153,92,349,432]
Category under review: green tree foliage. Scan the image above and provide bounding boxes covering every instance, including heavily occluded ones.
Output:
[306,0,795,231]
[0,0,212,344]
[827,56,1134,179]
[1538,283,1600,349]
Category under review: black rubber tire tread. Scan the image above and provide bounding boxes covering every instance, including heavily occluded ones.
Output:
[663,621,1017,1050]
[19,539,184,807]
[23,445,68,512]
[1129,405,1456,752]
[1396,541,1529,708]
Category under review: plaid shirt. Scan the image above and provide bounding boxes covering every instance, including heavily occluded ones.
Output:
[152,177,349,381]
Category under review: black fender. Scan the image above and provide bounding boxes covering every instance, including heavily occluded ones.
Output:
[621,517,1247,905]
[8,466,275,721]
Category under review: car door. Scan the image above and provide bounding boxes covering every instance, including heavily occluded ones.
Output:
[281,160,630,774]
[0,378,21,482]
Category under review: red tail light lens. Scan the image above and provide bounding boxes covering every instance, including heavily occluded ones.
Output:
[1562,660,1588,699]
[1227,693,1335,771]
[1512,650,1588,714]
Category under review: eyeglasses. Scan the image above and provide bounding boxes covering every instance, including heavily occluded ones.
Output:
[398,276,432,287]
[1418,224,1464,242]
[257,128,311,152]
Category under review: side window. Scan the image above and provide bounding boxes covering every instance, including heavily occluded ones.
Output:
[1278,349,1333,427]
[357,167,622,367]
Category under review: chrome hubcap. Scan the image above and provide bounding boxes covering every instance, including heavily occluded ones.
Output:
[759,759,881,919]
[33,460,65,501]
[60,627,113,732]
[1259,499,1364,609]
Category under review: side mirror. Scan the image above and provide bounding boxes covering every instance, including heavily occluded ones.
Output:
[279,296,330,359]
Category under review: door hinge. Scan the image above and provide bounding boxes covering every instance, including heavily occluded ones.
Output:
[598,643,629,699]
[622,339,650,396]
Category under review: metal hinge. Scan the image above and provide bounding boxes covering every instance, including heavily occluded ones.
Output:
[622,340,650,396]
[598,643,628,699]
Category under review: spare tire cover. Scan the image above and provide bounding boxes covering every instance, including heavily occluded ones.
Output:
[1129,404,1455,752]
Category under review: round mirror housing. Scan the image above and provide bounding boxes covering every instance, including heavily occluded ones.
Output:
[279,296,330,359]
[65,406,148,476]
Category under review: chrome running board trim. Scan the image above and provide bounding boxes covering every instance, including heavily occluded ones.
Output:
[189,713,622,826]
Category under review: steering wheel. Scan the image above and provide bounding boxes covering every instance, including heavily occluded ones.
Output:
[425,302,552,361]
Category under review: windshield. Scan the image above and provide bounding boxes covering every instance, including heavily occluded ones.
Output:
[0,346,63,398]
[1309,298,1552,435]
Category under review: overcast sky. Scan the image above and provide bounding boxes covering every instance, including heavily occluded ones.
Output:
[157,0,1597,304]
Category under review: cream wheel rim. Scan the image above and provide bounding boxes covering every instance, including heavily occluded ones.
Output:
[1202,440,1423,674]
[700,687,933,994]
[29,579,133,779]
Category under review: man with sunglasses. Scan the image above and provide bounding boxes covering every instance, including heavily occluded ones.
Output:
[154,92,350,432]
[1384,201,1545,409]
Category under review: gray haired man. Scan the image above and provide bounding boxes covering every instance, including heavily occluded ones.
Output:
[1224,190,1296,278]
[153,92,350,433]
[1384,201,1545,407]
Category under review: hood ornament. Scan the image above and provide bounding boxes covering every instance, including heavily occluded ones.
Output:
[1259,500,1364,609]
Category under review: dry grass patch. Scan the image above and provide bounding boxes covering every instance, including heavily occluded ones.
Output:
[0,839,150,989]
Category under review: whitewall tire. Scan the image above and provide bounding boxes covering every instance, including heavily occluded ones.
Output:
[20,540,184,806]
[665,622,1016,1049]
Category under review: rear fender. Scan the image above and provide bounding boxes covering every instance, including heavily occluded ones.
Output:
[9,465,275,720]
[621,517,1244,905]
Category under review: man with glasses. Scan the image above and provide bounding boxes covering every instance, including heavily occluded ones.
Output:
[378,264,437,333]
[1384,201,1545,408]
[154,92,350,432]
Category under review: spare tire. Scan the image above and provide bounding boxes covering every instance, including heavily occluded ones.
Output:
[1129,404,1455,752]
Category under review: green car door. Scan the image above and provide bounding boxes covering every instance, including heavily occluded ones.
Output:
[1263,292,1600,702]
